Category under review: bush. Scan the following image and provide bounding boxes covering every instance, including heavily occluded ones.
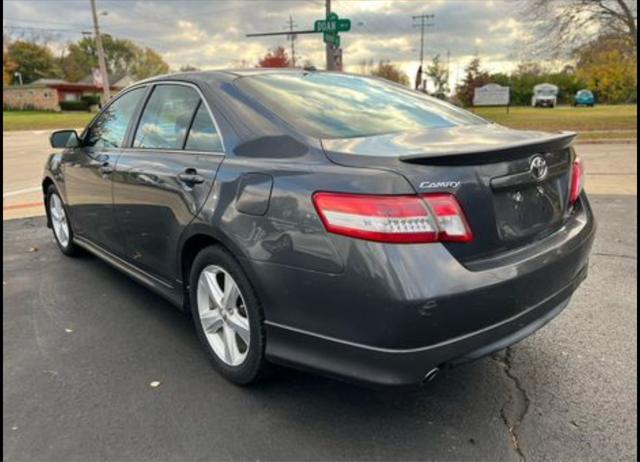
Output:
[59,100,89,111]
[81,94,101,105]
[2,103,55,112]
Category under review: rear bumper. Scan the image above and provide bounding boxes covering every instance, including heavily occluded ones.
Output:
[265,266,584,386]
[248,195,595,386]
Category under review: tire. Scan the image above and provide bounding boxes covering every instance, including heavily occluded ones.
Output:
[189,245,269,385]
[45,185,82,257]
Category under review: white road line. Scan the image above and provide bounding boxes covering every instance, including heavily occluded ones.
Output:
[3,187,42,198]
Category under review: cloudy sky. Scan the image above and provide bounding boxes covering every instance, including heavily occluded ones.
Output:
[3,0,531,87]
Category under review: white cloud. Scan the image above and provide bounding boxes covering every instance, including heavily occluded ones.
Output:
[3,0,535,83]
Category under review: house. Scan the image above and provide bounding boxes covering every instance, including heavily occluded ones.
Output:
[79,72,135,90]
[3,73,134,111]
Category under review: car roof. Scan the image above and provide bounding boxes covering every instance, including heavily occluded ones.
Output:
[137,68,321,86]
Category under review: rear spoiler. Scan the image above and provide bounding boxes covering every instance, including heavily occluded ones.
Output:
[398,131,577,162]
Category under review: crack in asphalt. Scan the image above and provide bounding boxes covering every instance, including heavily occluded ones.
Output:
[493,347,531,462]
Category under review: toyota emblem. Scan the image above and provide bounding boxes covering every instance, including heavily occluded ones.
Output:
[530,155,548,181]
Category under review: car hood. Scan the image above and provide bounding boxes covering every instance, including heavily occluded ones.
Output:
[321,124,575,160]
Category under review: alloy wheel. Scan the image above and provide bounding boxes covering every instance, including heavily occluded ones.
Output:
[49,193,70,248]
[196,265,250,366]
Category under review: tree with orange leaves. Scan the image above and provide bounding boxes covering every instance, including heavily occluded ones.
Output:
[257,46,290,68]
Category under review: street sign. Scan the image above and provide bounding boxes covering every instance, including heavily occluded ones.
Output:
[314,12,351,33]
[323,32,340,47]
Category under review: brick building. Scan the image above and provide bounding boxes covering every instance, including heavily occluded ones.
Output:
[3,73,134,111]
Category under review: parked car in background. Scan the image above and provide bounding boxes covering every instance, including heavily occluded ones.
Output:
[532,83,559,108]
[574,89,595,107]
[43,70,594,387]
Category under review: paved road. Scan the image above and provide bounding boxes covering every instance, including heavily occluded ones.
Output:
[2,129,637,219]
[3,195,636,461]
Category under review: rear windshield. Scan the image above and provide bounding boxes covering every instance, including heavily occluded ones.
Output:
[235,72,487,139]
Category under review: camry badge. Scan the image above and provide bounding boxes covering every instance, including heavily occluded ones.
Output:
[419,180,461,189]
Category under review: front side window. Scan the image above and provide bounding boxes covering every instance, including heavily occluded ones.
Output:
[235,73,487,139]
[184,102,223,152]
[133,85,201,150]
[86,87,146,148]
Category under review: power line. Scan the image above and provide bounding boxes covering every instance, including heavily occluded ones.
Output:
[3,24,86,33]
[3,17,91,28]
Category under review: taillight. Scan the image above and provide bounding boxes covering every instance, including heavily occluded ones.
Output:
[312,192,472,244]
[422,193,474,242]
[569,157,584,204]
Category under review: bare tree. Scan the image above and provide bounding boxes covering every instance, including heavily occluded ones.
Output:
[521,0,637,56]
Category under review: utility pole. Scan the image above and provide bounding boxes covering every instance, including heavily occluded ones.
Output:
[90,0,111,100]
[286,15,297,68]
[325,0,336,71]
[411,13,434,72]
[446,49,450,76]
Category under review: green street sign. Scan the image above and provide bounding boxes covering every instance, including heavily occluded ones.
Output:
[314,12,351,34]
[323,33,340,47]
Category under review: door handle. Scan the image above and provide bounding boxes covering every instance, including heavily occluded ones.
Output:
[99,162,114,175]
[177,169,205,185]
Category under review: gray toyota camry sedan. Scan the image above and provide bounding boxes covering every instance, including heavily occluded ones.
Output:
[43,69,595,386]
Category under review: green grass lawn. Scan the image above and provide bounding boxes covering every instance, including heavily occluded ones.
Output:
[3,105,637,138]
[474,104,637,133]
[3,111,94,132]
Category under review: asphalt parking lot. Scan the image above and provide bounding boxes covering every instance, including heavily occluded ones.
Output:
[3,194,636,462]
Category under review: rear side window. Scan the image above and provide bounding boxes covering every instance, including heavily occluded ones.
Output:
[184,103,223,152]
[86,87,145,148]
[134,85,200,149]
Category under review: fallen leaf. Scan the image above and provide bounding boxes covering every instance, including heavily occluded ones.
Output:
[27,247,38,253]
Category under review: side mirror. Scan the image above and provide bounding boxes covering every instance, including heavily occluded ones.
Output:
[50,130,81,148]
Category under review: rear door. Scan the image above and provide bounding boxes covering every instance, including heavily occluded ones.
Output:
[112,82,225,283]
[63,86,147,254]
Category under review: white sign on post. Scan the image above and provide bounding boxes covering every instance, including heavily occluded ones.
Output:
[473,84,510,106]
[92,68,104,88]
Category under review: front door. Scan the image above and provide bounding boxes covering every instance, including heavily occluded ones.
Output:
[112,83,225,283]
[63,86,147,254]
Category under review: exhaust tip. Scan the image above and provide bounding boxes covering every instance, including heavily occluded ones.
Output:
[423,367,440,383]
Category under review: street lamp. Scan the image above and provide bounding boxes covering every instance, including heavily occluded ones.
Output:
[13,72,23,86]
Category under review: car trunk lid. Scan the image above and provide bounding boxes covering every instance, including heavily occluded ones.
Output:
[321,124,577,264]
